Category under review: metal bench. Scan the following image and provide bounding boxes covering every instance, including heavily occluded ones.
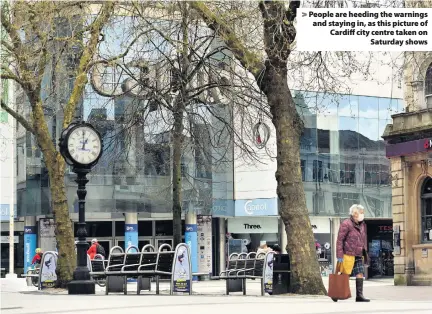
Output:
[213,252,273,296]
[155,244,176,294]
[89,254,107,287]
[104,243,192,295]
[136,244,158,294]
[104,246,126,294]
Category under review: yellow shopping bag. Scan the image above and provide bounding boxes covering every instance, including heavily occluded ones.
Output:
[339,255,355,275]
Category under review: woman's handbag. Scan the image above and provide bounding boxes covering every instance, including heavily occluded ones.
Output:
[328,262,352,301]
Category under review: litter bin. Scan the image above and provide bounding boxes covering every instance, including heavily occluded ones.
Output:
[272,254,290,295]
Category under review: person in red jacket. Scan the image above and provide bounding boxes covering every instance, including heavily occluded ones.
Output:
[87,238,99,259]
[31,248,43,268]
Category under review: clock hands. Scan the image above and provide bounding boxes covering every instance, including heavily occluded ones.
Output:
[81,131,85,150]
[81,130,90,151]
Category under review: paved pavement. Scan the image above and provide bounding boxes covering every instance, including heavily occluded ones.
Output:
[1,277,431,314]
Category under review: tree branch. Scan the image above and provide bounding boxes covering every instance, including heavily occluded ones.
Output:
[1,98,35,134]
[1,69,25,88]
[63,1,115,128]
[189,2,264,79]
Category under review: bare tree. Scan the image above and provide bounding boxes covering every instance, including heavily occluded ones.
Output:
[188,0,395,294]
[1,1,114,285]
[88,1,268,246]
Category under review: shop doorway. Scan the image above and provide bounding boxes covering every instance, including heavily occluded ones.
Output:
[366,219,394,278]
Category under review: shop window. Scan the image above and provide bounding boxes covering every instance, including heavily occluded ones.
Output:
[74,221,112,238]
[155,220,173,236]
[421,177,432,243]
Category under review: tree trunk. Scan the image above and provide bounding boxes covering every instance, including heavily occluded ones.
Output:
[262,62,326,295]
[31,102,76,287]
[47,155,77,287]
[172,109,184,246]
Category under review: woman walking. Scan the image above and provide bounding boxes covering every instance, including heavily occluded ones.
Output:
[336,204,370,302]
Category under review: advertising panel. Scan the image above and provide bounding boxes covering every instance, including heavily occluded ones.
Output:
[197,215,212,275]
[185,224,198,277]
[172,244,191,293]
[40,251,58,289]
[125,223,138,251]
[264,252,274,294]
[24,226,37,273]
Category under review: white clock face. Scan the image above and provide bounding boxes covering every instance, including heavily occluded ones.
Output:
[67,126,101,165]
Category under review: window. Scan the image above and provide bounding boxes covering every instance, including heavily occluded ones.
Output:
[421,177,432,243]
[26,132,32,157]
[364,195,384,217]
[364,164,380,186]
[301,160,306,181]
[332,192,360,215]
[425,63,432,97]
[313,160,323,182]
[313,191,325,214]
[327,163,339,183]
[340,163,356,185]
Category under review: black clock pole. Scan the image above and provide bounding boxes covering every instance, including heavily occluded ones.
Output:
[59,121,102,295]
[68,166,94,294]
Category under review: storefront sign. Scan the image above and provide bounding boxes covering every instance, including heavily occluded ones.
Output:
[422,248,428,258]
[197,215,212,275]
[40,251,58,289]
[378,225,393,232]
[264,252,274,294]
[234,198,278,217]
[386,138,432,158]
[212,199,235,217]
[24,226,37,273]
[0,204,17,221]
[228,217,278,234]
[0,235,18,243]
[172,243,192,293]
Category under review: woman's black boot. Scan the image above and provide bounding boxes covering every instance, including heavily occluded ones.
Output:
[355,278,370,302]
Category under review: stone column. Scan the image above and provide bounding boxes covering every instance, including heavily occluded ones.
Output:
[391,157,410,285]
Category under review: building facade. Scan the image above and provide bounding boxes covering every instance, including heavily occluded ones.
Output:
[2,10,406,277]
[232,90,403,277]
[383,52,432,286]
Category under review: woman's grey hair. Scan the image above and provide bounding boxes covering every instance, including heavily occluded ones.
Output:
[349,204,364,215]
